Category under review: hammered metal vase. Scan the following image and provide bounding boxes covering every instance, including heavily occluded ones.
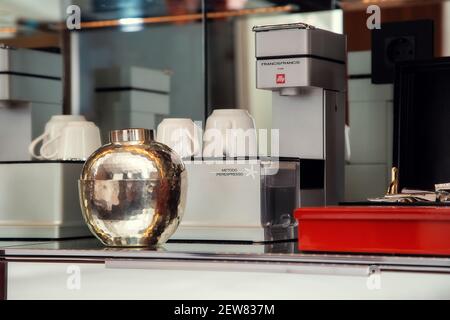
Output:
[78,128,187,247]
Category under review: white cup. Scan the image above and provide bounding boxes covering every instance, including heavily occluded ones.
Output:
[156,118,202,158]
[203,109,257,157]
[40,121,101,161]
[28,115,86,160]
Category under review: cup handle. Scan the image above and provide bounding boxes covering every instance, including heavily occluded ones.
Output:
[185,126,202,156]
[28,133,48,160]
[203,120,232,157]
[218,120,233,156]
[40,134,60,160]
[216,120,232,133]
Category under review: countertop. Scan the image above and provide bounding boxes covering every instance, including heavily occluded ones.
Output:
[4,238,450,299]
[2,238,450,274]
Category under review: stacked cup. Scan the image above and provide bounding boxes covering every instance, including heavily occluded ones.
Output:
[156,118,202,158]
[203,109,257,158]
[156,109,257,159]
[28,115,102,161]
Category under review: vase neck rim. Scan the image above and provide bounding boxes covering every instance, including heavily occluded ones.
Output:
[110,128,154,144]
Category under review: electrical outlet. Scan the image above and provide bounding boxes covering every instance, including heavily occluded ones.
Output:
[385,36,415,66]
[372,20,433,84]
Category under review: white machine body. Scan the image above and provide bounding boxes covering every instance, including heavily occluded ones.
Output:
[0,162,90,238]
[172,158,301,242]
[254,23,347,205]
[0,47,63,161]
[0,48,90,239]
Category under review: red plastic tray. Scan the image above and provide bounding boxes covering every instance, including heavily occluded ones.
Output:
[294,206,450,255]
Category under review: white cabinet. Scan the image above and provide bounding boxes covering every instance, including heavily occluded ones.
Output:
[7,261,450,299]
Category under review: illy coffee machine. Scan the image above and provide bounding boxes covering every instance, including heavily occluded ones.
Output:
[172,23,346,243]
[253,22,346,206]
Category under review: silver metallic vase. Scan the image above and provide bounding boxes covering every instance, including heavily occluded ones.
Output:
[78,128,187,247]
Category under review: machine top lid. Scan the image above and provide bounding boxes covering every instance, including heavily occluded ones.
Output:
[252,22,315,32]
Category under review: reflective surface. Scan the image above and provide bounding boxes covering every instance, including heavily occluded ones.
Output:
[3,1,449,205]
[79,129,187,247]
[2,238,450,273]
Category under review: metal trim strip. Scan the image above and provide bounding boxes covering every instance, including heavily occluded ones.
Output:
[3,249,450,270]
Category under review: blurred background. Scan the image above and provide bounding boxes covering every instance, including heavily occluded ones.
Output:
[0,0,449,201]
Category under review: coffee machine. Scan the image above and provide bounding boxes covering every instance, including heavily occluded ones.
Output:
[0,46,62,161]
[0,47,90,239]
[172,23,346,242]
[253,22,346,205]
